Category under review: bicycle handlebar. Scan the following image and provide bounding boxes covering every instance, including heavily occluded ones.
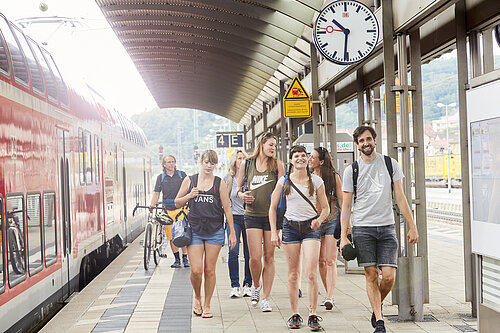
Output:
[132,204,164,216]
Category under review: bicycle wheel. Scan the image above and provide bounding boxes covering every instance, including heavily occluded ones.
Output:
[8,228,25,274]
[153,224,163,266]
[143,223,152,270]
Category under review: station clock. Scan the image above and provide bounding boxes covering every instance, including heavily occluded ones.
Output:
[313,0,379,65]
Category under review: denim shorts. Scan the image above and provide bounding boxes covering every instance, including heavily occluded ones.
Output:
[320,219,335,237]
[282,219,321,244]
[244,215,279,231]
[352,224,398,268]
[190,226,225,247]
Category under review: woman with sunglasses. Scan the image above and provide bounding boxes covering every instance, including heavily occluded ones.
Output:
[309,147,343,310]
[270,145,330,330]
[236,132,285,312]
[224,149,252,298]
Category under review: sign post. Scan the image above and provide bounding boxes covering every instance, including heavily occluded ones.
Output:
[283,76,311,118]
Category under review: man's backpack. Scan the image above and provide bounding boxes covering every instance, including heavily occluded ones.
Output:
[352,155,393,203]
[161,170,183,182]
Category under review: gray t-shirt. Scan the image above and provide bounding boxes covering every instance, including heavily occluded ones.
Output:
[278,174,324,221]
[223,173,245,216]
[342,154,403,227]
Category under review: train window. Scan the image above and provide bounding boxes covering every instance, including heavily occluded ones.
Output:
[0,196,5,291]
[43,192,56,266]
[95,135,100,184]
[6,194,26,286]
[0,25,11,78]
[85,131,92,184]
[26,193,43,275]
[11,25,45,96]
[0,17,29,87]
[27,37,58,101]
[79,128,85,184]
[41,49,68,107]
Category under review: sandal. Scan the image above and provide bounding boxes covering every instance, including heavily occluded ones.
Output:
[201,311,213,318]
[193,307,203,316]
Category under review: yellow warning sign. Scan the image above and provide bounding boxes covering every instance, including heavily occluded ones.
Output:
[284,76,311,118]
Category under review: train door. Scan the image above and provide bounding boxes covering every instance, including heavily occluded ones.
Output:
[122,151,127,244]
[57,128,71,300]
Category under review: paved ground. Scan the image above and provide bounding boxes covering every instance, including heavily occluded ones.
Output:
[41,220,476,333]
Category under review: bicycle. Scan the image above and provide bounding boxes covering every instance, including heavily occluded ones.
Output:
[6,209,26,274]
[133,204,173,270]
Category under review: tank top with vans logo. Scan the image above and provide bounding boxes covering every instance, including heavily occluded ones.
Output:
[187,174,224,236]
[245,159,277,217]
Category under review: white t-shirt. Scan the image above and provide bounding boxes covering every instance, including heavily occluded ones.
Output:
[342,154,403,227]
[278,174,324,221]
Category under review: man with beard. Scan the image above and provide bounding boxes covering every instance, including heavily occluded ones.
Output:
[340,126,418,333]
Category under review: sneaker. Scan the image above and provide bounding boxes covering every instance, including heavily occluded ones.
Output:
[319,299,326,306]
[170,259,181,268]
[230,287,241,298]
[374,320,386,333]
[183,256,190,267]
[242,284,252,297]
[308,314,322,331]
[251,286,261,306]
[371,304,383,328]
[260,298,272,312]
[287,314,303,329]
[324,297,334,310]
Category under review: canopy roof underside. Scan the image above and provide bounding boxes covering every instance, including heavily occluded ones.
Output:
[96,0,325,124]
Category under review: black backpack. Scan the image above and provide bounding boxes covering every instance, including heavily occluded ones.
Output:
[352,155,394,203]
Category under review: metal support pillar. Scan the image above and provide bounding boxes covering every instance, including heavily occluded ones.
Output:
[382,0,400,305]
[357,68,365,126]
[243,125,248,151]
[469,30,482,77]
[409,29,430,304]
[320,91,329,148]
[251,116,256,151]
[310,43,321,148]
[365,87,373,125]
[373,86,382,153]
[263,102,268,132]
[456,0,475,316]
[327,86,338,169]
[280,80,287,162]
[483,28,494,74]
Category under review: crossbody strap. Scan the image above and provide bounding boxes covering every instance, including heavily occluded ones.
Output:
[289,181,318,215]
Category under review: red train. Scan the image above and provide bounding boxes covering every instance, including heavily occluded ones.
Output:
[0,13,151,332]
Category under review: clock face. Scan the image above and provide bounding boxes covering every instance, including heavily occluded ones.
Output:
[313,0,379,65]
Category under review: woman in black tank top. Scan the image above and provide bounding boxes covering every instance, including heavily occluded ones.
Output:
[176,150,236,318]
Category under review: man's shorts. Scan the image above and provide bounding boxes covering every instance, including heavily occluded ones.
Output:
[164,207,188,241]
[244,215,276,231]
[352,224,398,268]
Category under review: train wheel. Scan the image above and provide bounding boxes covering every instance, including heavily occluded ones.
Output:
[153,224,162,266]
[8,228,25,274]
[143,224,152,270]
[80,256,91,290]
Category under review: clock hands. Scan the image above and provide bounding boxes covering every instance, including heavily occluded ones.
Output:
[318,26,344,33]
[332,19,351,61]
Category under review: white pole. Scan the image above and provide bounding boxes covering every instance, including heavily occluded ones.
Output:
[446,105,451,193]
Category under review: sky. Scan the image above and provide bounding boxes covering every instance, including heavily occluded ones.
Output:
[0,0,158,117]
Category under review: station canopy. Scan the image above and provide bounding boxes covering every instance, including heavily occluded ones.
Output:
[96,0,326,124]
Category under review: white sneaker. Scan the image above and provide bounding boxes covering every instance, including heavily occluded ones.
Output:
[242,285,252,297]
[260,298,272,312]
[230,287,241,298]
[324,297,334,310]
[251,286,261,306]
[320,298,326,306]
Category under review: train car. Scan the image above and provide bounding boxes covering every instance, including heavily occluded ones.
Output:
[0,13,151,332]
[425,154,462,186]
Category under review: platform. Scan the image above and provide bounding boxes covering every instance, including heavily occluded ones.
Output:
[41,221,476,333]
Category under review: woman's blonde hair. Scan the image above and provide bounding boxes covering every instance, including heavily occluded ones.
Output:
[229,150,247,177]
[249,132,278,172]
[200,150,218,164]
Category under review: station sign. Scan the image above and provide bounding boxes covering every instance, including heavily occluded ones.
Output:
[283,76,311,118]
[216,134,243,148]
